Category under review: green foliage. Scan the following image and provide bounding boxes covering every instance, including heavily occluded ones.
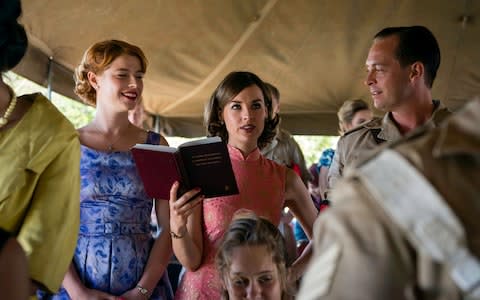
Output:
[294,135,338,166]
[5,71,95,128]
[51,97,95,129]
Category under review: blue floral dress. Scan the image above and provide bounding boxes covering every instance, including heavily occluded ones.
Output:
[41,131,172,299]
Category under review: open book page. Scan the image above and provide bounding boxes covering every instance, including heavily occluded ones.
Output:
[178,136,222,148]
[132,144,176,153]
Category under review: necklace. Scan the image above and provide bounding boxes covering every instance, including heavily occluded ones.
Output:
[0,93,17,128]
[91,122,123,151]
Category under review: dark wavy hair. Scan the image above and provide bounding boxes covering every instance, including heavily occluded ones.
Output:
[0,0,28,72]
[204,71,279,149]
[374,26,440,88]
[215,210,292,300]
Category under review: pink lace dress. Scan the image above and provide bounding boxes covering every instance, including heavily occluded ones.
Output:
[174,145,286,300]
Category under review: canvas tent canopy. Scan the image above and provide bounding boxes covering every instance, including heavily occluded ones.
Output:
[13,0,480,137]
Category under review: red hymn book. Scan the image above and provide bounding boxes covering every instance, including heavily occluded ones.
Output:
[131,136,239,200]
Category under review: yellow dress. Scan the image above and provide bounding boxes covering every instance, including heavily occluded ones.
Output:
[0,93,80,293]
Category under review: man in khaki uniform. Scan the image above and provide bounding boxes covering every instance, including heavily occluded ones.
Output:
[327,26,451,193]
[298,98,480,300]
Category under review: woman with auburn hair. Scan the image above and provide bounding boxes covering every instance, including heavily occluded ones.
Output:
[46,40,173,299]
[169,71,317,299]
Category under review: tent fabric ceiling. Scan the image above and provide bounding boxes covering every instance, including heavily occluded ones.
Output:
[13,0,480,137]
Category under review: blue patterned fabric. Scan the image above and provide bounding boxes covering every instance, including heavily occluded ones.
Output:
[317,148,335,169]
[40,132,172,299]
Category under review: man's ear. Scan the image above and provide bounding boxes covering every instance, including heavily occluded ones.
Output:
[87,71,99,89]
[410,62,424,83]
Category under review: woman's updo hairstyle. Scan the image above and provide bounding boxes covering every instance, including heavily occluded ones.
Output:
[74,39,147,106]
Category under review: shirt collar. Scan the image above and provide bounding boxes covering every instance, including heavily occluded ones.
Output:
[378,100,444,141]
[228,144,261,161]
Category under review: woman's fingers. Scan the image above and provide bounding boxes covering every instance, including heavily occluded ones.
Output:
[174,193,204,215]
[170,182,202,207]
[169,182,204,220]
[169,181,180,202]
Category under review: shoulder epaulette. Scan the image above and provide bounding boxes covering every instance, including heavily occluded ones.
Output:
[342,117,382,137]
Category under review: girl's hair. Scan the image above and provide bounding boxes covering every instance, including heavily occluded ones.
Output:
[0,0,28,73]
[204,71,279,149]
[337,98,370,135]
[215,210,291,300]
[74,39,147,105]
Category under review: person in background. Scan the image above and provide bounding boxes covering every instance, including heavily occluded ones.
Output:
[260,82,310,264]
[215,210,293,300]
[316,148,336,202]
[324,99,372,199]
[327,26,451,193]
[0,0,80,295]
[298,98,480,300]
[307,163,321,204]
[0,228,29,300]
[320,100,371,200]
[169,71,318,299]
[336,99,373,136]
[260,82,311,186]
[49,40,173,299]
[294,147,335,255]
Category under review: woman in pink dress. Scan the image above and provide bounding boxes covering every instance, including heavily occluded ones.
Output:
[169,71,318,299]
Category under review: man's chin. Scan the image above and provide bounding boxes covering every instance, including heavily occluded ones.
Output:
[373,100,388,112]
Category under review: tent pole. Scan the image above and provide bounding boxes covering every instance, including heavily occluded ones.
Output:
[153,115,161,133]
[46,56,54,101]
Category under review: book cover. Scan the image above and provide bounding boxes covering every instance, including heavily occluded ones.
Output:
[131,136,239,200]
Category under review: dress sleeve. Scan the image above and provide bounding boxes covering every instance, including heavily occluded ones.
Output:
[18,135,81,293]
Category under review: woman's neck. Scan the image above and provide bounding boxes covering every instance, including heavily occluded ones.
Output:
[228,142,258,159]
[92,107,131,134]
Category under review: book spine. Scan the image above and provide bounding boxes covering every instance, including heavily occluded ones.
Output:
[175,151,191,196]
